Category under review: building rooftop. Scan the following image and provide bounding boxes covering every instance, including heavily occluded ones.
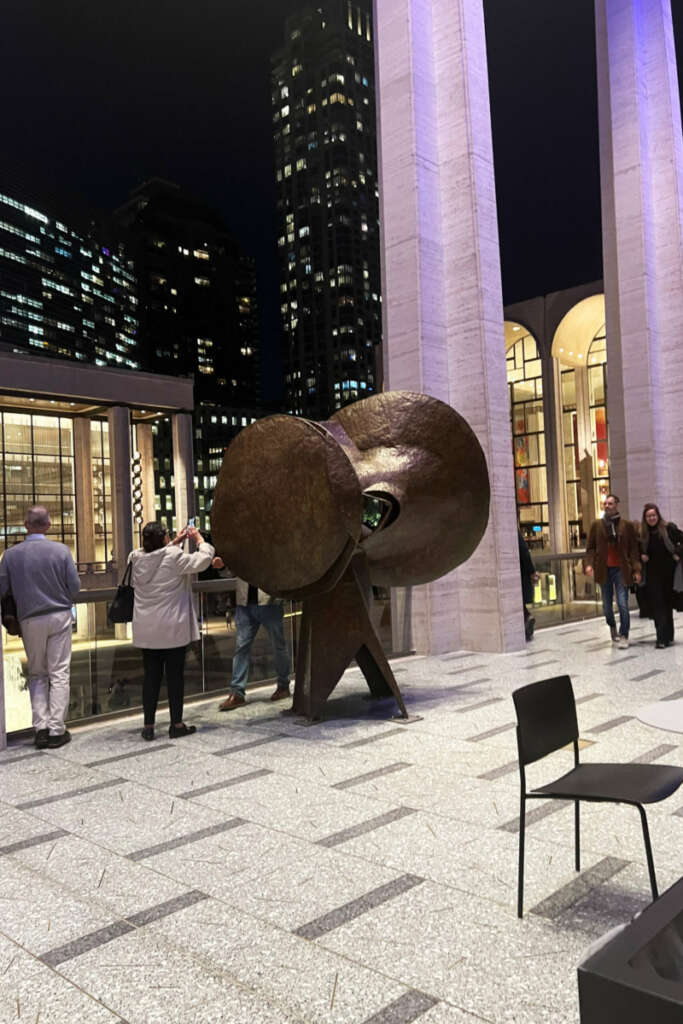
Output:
[1,614,683,1022]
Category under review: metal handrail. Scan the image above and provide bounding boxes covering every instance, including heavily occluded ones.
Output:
[73,576,239,604]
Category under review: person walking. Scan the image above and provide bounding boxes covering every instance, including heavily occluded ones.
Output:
[584,493,641,648]
[129,522,214,740]
[639,503,683,648]
[518,529,539,641]
[0,505,80,749]
[214,558,291,711]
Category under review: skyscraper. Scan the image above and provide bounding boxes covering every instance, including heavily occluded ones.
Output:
[272,0,380,419]
[113,179,263,531]
[113,179,260,405]
[0,189,139,369]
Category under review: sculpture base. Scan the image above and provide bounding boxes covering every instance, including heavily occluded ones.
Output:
[292,557,408,722]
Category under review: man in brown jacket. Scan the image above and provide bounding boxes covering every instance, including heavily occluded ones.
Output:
[584,493,641,648]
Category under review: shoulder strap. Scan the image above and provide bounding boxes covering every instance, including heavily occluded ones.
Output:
[121,560,133,586]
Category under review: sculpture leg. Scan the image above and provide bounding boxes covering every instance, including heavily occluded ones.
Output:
[292,562,407,721]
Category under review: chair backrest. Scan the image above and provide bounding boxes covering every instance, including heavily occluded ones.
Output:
[512,675,579,766]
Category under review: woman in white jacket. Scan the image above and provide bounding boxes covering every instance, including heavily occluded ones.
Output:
[129,522,214,740]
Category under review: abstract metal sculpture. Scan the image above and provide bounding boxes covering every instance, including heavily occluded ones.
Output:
[211,391,490,720]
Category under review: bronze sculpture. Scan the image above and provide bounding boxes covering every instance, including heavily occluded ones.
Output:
[211,391,490,720]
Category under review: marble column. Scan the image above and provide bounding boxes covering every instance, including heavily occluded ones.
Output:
[107,406,133,582]
[73,417,95,568]
[136,423,157,528]
[596,0,683,519]
[374,0,523,652]
[172,413,195,531]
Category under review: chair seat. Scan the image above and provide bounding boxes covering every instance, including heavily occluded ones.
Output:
[532,762,683,805]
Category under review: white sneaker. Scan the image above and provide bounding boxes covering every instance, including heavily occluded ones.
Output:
[617,636,629,649]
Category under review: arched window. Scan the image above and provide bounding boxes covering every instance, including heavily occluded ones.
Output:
[587,328,609,513]
[506,326,548,548]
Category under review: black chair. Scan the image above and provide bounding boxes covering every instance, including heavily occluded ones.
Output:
[513,675,683,918]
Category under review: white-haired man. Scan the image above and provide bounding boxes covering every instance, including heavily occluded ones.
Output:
[0,506,80,748]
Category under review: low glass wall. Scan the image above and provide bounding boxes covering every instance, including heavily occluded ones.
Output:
[2,580,300,736]
[527,551,638,629]
[2,580,393,737]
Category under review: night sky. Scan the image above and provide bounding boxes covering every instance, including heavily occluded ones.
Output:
[2,1,682,396]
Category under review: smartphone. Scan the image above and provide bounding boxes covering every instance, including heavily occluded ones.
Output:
[187,517,196,528]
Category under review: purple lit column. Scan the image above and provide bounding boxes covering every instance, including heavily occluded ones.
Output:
[596,0,683,517]
[374,0,523,652]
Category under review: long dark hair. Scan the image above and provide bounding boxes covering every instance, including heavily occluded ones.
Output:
[141,521,168,553]
[641,503,669,542]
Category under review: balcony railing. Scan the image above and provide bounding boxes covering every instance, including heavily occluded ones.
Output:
[1,579,393,737]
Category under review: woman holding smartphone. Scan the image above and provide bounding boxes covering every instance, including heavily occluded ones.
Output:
[128,521,214,739]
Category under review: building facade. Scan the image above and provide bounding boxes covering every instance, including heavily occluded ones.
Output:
[0,190,139,369]
[113,179,263,530]
[273,0,381,419]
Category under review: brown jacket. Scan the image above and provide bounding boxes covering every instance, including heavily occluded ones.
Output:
[584,516,641,585]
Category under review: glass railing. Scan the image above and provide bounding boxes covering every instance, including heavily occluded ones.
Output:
[1,580,393,737]
[526,551,638,628]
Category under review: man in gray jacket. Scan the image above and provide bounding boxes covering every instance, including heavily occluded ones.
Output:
[0,506,81,748]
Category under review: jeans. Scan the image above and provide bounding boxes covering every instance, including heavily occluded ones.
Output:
[21,609,73,735]
[141,646,187,725]
[229,604,290,698]
[601,566,630,637]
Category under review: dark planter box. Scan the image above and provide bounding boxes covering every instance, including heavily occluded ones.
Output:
[578,876,683,1023]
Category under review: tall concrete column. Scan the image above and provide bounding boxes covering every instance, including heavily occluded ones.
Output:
[172,413,195,531]
[73,417,95,568]
[374,0,523,652]
[107,406,133,582]
[136,423,157,527]
[596,0,683,518]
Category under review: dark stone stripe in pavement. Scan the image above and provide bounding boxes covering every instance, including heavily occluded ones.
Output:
[127,818,246,861]
[588,715,633,734]
[630,744,678,764]
[333,763,411,791]
[317,807,417,848]
[362,991,439,1023]
[0,829,67,856]
[16,778,125,809]
[178,769,272,799]
[294,874,424,939]
[39,891,209,966]
[499,800,568,834]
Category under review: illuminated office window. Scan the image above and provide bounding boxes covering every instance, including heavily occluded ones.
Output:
[506,331,549,548]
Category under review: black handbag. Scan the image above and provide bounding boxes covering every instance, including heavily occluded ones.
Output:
[108,561,134,623]
[1,592,21,636]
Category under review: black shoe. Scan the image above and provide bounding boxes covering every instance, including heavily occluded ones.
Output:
[169,723,196,738]
[34,729,49,749]
[656,642,666,649]
[141,726,155,741]
[666,640,675,647]
[47,730,71,749]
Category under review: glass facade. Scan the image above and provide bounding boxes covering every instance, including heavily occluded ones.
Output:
[588,329,610,513]
[506,332,549,549]
[90,419,113,564]
[0,191,139,369]
[0,410,76,555]
[561,368,583,548]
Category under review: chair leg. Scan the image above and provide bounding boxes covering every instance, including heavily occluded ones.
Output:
[574,799,580,872]
[637,805,658,900]
[517,794,526,918]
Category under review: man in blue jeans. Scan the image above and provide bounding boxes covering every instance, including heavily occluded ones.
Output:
[213,558,290,711]
[585,493,641,649]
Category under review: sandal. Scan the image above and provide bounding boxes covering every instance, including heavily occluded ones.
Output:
[169,723,197,739]
[141,725,155,741]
